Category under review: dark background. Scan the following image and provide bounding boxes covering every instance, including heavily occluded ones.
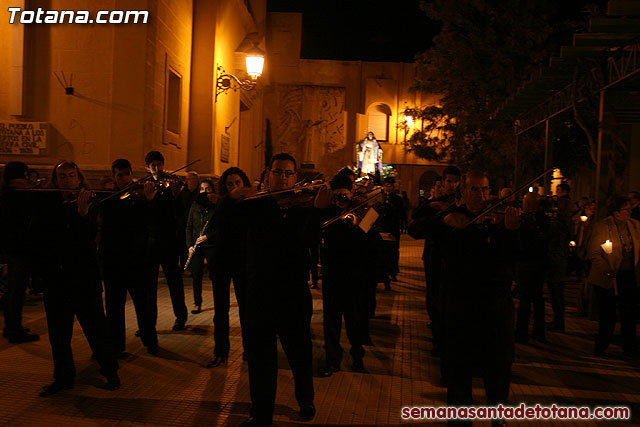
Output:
[267,0,440,62]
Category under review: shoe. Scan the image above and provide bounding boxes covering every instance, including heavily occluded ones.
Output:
[299,404,316,421]
[191,305,201,314]
[39,381,74,397]
[238,416,272,426]
[3,327,31,338]
[594,345,606,357]
[531,333,546,343]
[351,359,368,373]
[318,365,339,377]
[206,356,228,368]
[104,374,121,391]
[514,332,528,344]
[172,320,186,331]
[7,331,40,344]
[147,344,159,355]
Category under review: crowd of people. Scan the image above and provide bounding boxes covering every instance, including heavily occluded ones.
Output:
[1,153,638,426]
[0,152,408,427]
[409,167,639,426]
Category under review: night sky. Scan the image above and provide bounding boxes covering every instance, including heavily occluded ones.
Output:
[267,0,440,62]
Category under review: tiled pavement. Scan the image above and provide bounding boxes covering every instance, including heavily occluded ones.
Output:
[0,235,639,426]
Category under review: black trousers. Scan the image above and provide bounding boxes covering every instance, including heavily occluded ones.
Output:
[309,243,319,285]
[190,248,214,308]
[515,267,546,340]
[103,260,157,352]
[210,262,248,357]
[146,238,187,323]
[245,284,314,425]
[595,270,638,353]
[547,259,567,329]
[2,255,29,334]
[444,297,514,414]
[322,272,365,367]
[424,258,444,352]
[43,282,118,383]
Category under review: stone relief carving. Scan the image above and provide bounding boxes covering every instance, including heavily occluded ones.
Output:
[273,85,345,166]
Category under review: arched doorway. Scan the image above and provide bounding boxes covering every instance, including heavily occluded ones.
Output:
[366,103,392,142]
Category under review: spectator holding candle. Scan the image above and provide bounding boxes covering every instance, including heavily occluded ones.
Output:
[588,195,640,357]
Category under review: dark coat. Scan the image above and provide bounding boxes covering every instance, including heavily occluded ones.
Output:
[185,196,215,248]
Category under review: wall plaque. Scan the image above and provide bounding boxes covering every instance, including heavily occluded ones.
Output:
[0,122,48,155]
[220,134,230,163]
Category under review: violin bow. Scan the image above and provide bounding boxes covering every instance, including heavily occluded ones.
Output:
[97,159,201,204]
[465,167,554,228]
[322,187,384,229]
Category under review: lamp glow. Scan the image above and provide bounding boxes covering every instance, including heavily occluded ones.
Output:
[529,187,534,193]
[580,215,588,222]
[601,240,613,254]
[246,55,264,79]
[245,43,265,80]
[405,115,414,127]
[569,241,576,247]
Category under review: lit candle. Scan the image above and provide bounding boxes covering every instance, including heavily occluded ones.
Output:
[601,240,613,254]
[569,241,576,247]
[580,215,588,222]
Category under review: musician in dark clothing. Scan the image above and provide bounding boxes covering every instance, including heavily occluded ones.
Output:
[177,171,200,268]
[206,167,251,368]
[409,166,460,357]
[143,151,188,331]
[410,171,518,425]
[0,161,40,343]
[185,179,216,315]
[234,153,318,427]
[515,192,550,343]
[376,177,403,288]
[34,161,119,396]
[100,159,158,355]
[318,174,368,377]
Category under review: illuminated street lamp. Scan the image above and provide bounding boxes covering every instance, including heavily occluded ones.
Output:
[216,43,265,101]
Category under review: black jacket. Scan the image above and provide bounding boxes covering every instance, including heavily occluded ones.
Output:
[99,191,148,266]
[31,192,101,291]
[185,196,215,248]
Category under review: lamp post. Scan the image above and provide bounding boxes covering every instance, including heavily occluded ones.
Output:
[215,43,265,102]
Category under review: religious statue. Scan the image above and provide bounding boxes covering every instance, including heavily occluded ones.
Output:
[357,131,382,176]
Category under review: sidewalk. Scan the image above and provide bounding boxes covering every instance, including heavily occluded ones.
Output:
[0,235,638,426]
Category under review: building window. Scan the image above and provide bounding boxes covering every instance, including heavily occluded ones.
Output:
[166,68,181,134]
[367,104,391,142]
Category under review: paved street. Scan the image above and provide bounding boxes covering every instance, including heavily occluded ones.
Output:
[0,235,638,426]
